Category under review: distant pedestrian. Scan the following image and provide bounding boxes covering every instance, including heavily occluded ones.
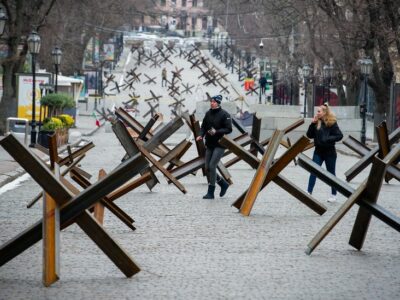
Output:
[259,74,267,95]
[306,103,343,202]
[161,67,167,87]
[196,95,232,199]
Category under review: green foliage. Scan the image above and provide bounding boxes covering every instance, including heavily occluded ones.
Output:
[40,93,74,109]
[62,96,75,109]
[58,114,75,128]
[42,117,63,131]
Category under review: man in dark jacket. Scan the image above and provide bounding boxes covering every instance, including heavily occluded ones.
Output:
[196,95,232,199]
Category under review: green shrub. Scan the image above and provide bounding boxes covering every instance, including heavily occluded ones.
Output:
[41,117,64,131]
[41,93,64,108]
[58,114,75,128]
[40,93,74,117]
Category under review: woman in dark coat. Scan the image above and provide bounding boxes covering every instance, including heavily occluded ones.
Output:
[307,103,343,202]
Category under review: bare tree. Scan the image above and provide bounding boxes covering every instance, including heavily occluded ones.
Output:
[0,0,57,134]
[0,0,147,134]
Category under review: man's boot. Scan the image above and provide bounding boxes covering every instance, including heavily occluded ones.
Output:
[217,177,229,197]
[203,185,215,199]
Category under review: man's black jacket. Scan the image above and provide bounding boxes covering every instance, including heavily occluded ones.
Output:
[200,107,232,148]
[306,121,343,155]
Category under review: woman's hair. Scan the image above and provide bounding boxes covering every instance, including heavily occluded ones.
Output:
[317,103,337,129]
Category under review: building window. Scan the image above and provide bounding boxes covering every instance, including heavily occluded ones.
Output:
[182,0,187,7]
[192,0,197,7]
[192,17,197,30]
[171,0,176,5]
[160,0,166,6]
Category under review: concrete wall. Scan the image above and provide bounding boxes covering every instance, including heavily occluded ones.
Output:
[249,104,360,119]
[195,101,237,120]
[195,103,361,142]
[249,104,302,118]
[312,106,360,119]
[258,117,362,141]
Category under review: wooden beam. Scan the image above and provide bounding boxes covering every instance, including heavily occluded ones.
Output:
[94,169,107,224]
[305,144,400,255]
[113,120,158,191]
[75,213,140,277]
[43,134,60,286]
[0,134,72,204]
[305,180,367,255]
[344,125,400,181]
[42,191,60,286]
[240,130,284,216]
[231,136,311,209]
[170,156,205,180]
[135,142,187,194]
[143,117,184,152]
[250,115,262,156]
[57,142,95,167]
[0,152,148,268]
[348,150,395,250]
[69,170,136,230]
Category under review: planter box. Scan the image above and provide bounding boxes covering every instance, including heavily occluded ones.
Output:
[38,128,69,149]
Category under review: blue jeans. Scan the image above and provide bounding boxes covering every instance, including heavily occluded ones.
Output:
[307,152,337,195]
[205,147,225,186]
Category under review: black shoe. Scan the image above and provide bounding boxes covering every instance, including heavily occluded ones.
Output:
[203,185,215,199]
[217,178,229,197]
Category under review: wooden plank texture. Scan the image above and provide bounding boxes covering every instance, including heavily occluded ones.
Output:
[240,130,284,216]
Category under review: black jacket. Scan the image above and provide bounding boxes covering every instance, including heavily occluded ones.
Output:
[200,107,232,148]
[306,121,343,155]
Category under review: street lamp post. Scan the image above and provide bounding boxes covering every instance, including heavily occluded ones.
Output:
[238,50,245,81]
[287,67,294,105]
[302,64,311,118]
[211,35,216,56]
[277,69,284,105]
[358,58,373,144]
[51,46,62,93]
[259,59,264,104]
[224,37,228,65]
[269,62,275,104]
[27,31,41,147]
[99,53,105,97]
[220,36,225,63]
[323,62,334,103]
[230,39,235,74]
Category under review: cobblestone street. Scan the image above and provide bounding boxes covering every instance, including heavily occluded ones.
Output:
[0,124,399,299]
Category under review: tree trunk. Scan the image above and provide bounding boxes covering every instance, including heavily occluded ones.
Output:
[0,63,18,134]
[0,50,25,135]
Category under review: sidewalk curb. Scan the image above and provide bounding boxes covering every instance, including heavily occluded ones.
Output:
[82,122,105,137]
[0,167,26,189]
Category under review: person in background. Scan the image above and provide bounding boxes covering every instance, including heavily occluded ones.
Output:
[259,73,267,95]
[196,95,232,199]
[161,67,167,87]
[306,103,343,202]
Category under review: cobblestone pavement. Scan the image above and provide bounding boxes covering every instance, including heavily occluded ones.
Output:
[0,124,399,300]
[0,42,399,299]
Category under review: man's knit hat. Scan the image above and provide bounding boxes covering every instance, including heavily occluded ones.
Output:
[211,94,223,104]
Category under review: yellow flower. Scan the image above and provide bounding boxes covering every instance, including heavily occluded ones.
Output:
[58,114,75,128]
[51,117,64,128]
